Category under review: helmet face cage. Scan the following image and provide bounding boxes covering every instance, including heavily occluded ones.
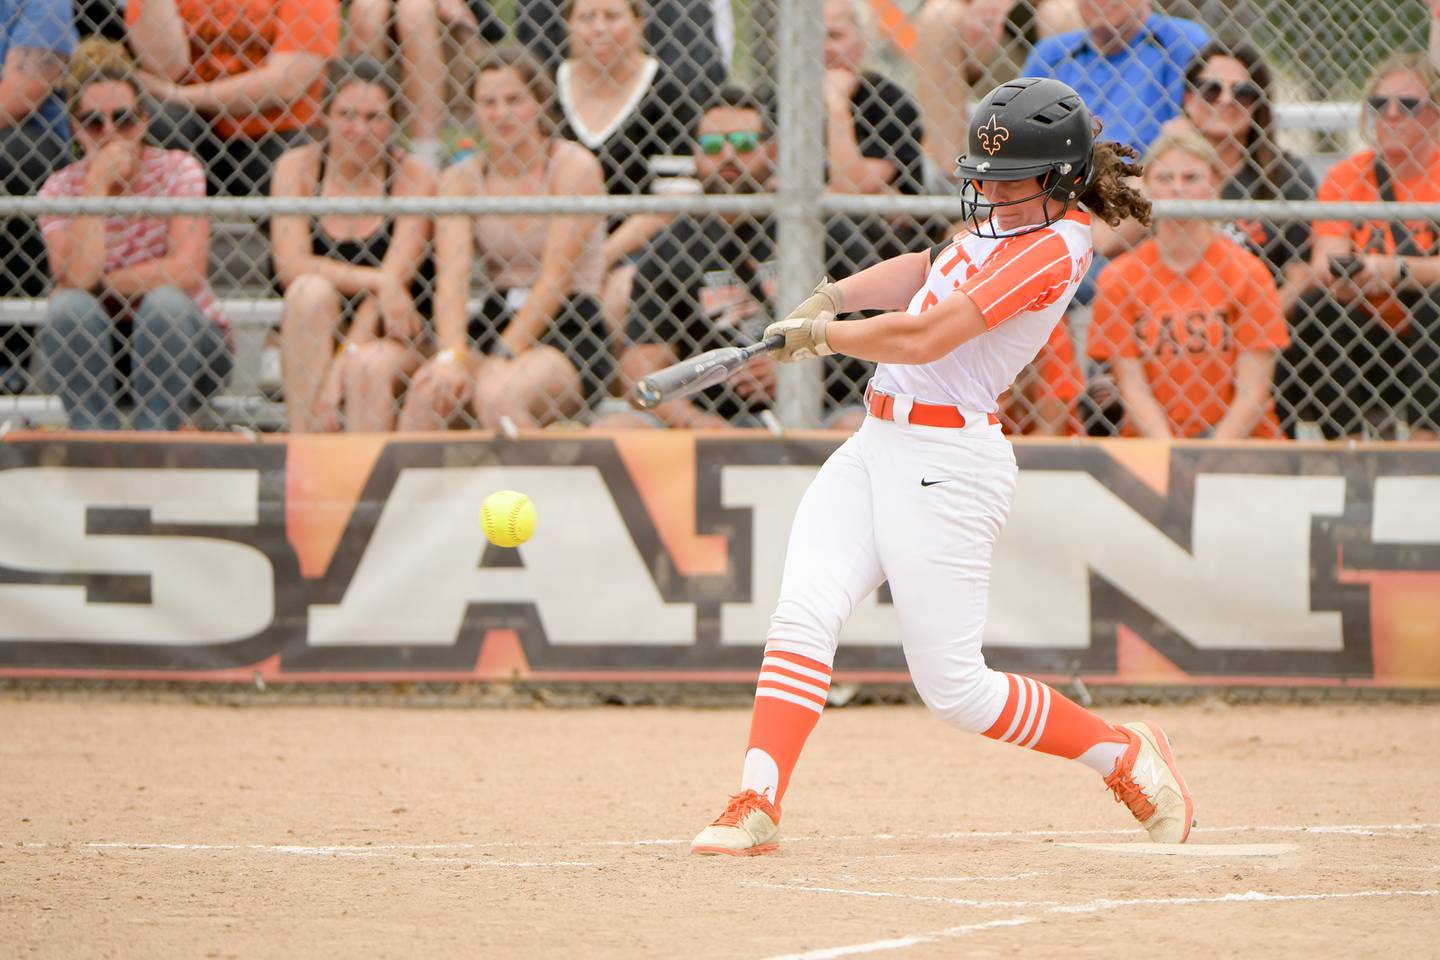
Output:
[957,173,1075,239]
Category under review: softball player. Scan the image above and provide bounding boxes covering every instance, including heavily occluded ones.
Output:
[693,78,1195,856]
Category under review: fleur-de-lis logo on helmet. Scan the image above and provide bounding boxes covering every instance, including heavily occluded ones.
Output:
[977,114,1010,156]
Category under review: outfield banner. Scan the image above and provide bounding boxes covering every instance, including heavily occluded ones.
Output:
[1,432,1437,687]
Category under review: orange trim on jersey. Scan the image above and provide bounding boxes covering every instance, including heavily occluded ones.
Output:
[962,231,1073,328]
[764,649,833,677]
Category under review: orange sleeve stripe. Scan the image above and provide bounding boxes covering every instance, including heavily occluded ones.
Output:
[980,269,1070,329]
[965,233,1067,299]
[963,233,1074,326]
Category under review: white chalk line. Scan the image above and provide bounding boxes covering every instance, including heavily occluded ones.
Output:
[10,821,1434,859]
[758,887,1440,960]
[13,842,598,868]
[765,916,1038,959]
[785,872,1053,886]
[750,884,1062,911]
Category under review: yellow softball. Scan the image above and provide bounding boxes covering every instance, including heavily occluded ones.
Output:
[480,490,537,548]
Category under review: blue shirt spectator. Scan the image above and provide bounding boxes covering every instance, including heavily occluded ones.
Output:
[1023,6,1207,154]
[0,0,75,305]
[1,0,76,135]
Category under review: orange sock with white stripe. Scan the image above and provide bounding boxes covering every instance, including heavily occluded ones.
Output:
[739,645,833,814]
[982,673,1129,775]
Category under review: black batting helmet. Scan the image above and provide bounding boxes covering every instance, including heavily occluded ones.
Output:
[954,78,1095,237]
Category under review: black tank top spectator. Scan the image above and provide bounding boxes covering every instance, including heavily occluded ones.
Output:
[270,56,436,433]
[553,0,701,339]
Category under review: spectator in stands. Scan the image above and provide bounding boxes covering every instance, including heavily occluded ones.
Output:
[38,39,231,430]
[1283,52,1440,440]
[554,0,701,334]
[398,46,608,431]
[914,0,1081,194]
[270,56,435,433]
[125,0,341,195]
[345,0,505,168]
[1088,129,1288,439]
[1023,0,1208,156]
[1171,42,1316,317]
[0,0,77,394]
[511,0,729,91]
[596,85,875,430]
[998,321,1083,435]
[1024,0,1207,278]
[822,0,926,264]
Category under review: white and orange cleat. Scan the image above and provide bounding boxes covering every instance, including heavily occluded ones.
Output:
[690,790,781,856]
[1104,721,1195,843]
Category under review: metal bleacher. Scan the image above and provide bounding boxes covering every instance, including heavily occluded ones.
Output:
[0,220,285,431]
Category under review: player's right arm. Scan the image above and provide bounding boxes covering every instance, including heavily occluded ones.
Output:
[823,290,988,364]
[834,251,930,311]
[763,252,931,361]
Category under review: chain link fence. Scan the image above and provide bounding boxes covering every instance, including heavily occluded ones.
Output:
[0,0,1437,437]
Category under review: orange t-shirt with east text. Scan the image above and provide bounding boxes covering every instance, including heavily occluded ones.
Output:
[1314,149,1440,329]
[1088,235,1289,439]
[127,0,340,139]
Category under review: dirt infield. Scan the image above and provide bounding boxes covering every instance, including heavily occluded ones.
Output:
[4,698,1438,958]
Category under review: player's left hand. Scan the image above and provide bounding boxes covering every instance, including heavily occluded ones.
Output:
[764,311,835,362]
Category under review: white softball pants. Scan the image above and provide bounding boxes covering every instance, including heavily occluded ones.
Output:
[767,409,1018,733]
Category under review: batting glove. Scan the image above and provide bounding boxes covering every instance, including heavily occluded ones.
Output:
[764,279,844,362]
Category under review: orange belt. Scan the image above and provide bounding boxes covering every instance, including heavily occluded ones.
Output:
[866,387,1001,429]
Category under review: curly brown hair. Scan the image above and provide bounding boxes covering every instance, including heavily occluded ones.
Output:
[1078,140,1151,228]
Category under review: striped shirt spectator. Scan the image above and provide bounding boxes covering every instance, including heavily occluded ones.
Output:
[40,147,230,339]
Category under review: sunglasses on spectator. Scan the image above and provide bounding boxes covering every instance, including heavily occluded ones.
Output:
[78,107,143,134]
[1367,95,1428,117]
[1195,79,1263,107]
[698,131,760,155]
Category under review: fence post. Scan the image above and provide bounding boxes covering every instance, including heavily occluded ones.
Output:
[774,0,826,428]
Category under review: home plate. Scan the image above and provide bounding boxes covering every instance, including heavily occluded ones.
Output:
[1059,842,1296,858]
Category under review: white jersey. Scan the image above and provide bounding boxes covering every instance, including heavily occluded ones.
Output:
[870,211,1094,412]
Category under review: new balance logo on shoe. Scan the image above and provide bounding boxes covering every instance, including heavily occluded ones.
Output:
[1132,753,1166,799]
